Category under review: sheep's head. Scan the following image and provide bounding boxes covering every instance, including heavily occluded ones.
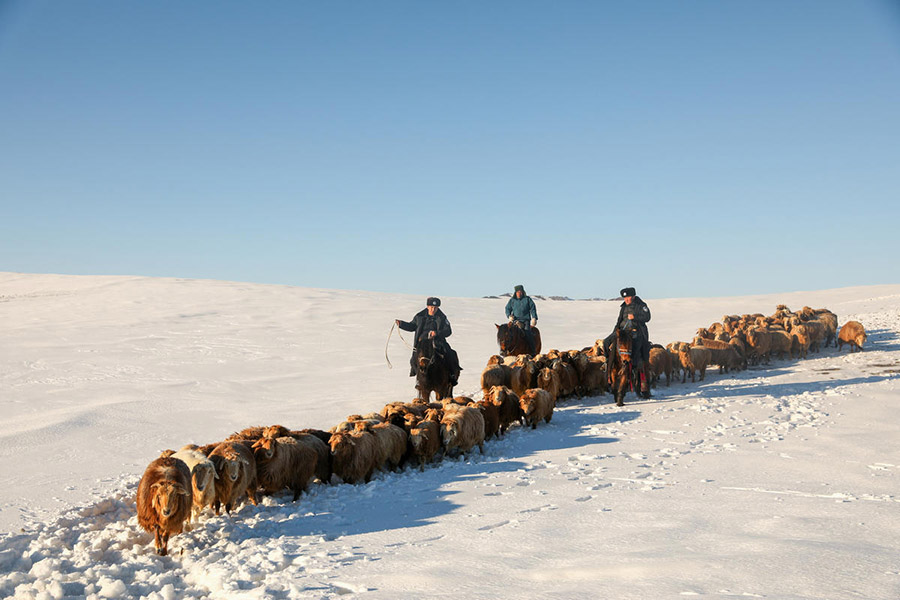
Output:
[151,479,188,519]
[252,438,275,461]
[440,421,457,446]
[193,463,217,492]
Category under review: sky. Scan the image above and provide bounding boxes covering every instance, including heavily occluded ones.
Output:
[1,1,899,300]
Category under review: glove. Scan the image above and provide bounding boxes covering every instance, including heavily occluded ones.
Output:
[508,316,515,324]
[530,318,537,327]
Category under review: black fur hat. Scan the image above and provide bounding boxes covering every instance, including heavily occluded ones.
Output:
[426,297,441,307]
[514,284,525,294]
[620,287,636,298]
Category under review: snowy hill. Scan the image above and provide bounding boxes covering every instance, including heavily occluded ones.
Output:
[1,273,899,599]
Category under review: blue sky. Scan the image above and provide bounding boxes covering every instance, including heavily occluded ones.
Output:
[2,1,899,299]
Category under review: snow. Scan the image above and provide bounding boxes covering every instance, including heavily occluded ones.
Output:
[1,272,899,599]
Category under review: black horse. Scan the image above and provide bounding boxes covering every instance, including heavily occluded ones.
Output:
[415,340,454,401]
[495,322,542,357]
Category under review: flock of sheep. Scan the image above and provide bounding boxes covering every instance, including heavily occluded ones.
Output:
[136,304,869,556]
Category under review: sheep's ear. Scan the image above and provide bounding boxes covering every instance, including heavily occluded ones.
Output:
[240,458,251,466]
[213,469,220,479]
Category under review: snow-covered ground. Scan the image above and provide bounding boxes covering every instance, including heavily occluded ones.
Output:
[1,273,899,599]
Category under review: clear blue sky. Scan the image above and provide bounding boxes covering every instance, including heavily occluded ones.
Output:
[2,1,899,299]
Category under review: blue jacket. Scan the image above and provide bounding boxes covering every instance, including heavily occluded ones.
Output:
[505,295,537,323]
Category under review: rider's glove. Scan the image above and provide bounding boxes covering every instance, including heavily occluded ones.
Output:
[530,319,537,327]
[508,316,515,324]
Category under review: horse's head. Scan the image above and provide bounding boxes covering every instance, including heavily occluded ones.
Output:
[615,326,633,363]
[496,323,511,356]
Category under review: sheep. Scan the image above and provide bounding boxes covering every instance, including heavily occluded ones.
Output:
[480,362,512,397]
[380,401,429,429]
[746,328,772,365]
[329,429,379,484]
[768,329,793,360]
[648,346,673,387]
[551,358,578,399]
[440,404,486,457]
[486,385,522,435]
[475,399,501,440]
[536,367,561,407]
[509,364,531,397]
[693,337,742,373]
[790,323,812,359]
[838,321,867,352]
[366,421,408,472]
[170,447,218,520]
[251,436,317,501]
[408,418,441,471]
[288,431,333,483]
[519,388,554,430]
[815,310,839,347]
[208,441,258,515]
[678,344,711,383]
[224,426,266,444]
[578,356,608,397]
[136,456,193,556]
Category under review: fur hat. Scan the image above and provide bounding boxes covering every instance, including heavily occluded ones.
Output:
[514,285,525,294]
[620,287,636,298]
[426,297,441,307]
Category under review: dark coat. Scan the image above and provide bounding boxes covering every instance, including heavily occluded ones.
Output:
[398,308,452,350]
[615,295,651,341]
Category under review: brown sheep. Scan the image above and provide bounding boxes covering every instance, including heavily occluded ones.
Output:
[408,418,441,471]
[480,362,512,397]
[170,447,218,520]
[790,323,812,359]
[208,441,258,515]
[746,328,772,365]
[551,359,578,399]
[648,346,673,387]
[693,337,743,373]
[509,364,531,397]
[838,321,867,352]
[476,399,501,440]
[287,431,333,483]
[366,421,408,472]
[678,344,711,383]
[136,456,192,556]
[578,356,608,397]
[251,436,317,501]
[768,329,793,360]
[440,404,486,457]
[816,310,839,347]
[487,385,522,435]
[536,367,561,407]
[519,388,554,430]
[329,429,379,484]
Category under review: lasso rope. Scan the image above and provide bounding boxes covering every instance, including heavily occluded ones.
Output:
[385,322,414,369]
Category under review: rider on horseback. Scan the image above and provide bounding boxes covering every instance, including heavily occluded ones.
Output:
[505,285,538,355]
[604,287,652,399]
[396,297,462,386]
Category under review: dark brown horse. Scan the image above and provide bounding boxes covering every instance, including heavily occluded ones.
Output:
[415,340,454,401]
[495,322,542,357]
[606,327,648,406]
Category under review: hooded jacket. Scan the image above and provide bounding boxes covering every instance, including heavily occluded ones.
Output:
[505,294,538,323]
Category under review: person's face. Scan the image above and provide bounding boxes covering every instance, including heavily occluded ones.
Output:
[427,305,438,316]
[624,296,634,305]
[515,290,523,299]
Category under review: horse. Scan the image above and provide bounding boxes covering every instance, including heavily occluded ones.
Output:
[606,326,649,407]
[495,322,542,357]
[414,340,454,401]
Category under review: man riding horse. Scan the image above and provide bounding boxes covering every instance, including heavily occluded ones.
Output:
[604,287,652,399]
[396,297,462,386]
[505,284,538,355]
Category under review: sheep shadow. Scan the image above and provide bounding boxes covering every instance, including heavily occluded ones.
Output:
[190,404,631,547]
